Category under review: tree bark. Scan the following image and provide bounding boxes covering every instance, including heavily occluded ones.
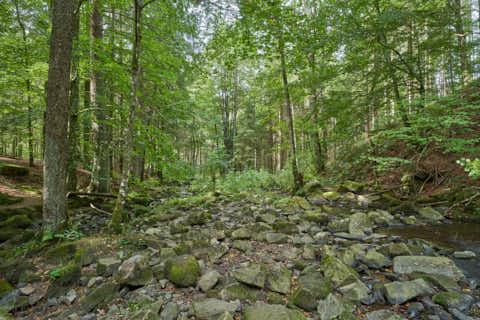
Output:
[279,40,303,192]
[43,0,76,234]
[89,0,110,193]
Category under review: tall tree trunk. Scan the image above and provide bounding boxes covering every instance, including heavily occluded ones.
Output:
[43,0,76,234]
[308,52,325,174]
[82,80,91,167]
[67,5,81,191]
[111,0,155,233]
[279,40,303,192]
[13,0,34,167]
[89,0,110,193]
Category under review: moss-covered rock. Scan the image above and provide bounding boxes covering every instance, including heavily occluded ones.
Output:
[301,211,329,224]
[47,264,81,297]
[76,282,119,315]
[45,242,77,264]
[0,306,13,320]
[164,255,200,287]
[0,280,13,299]
[272,220,297,234]
[244,302,306,320]
[274,197,311,213]
[170,223,189,234]
[0,163,28,177]
[0,258,35,283]
[321,255,359,288]
[115,255,153,286]
[0,215,32,229]
[322,191,341,201]
[290,272,331,312]
[433,291,463,309]
[186,211,212,226]
[339,181,364,193]
[219,282,260,301]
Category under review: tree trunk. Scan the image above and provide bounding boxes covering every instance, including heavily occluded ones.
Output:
[43,0,76,234]
[89,0,110,193]
[67,5,81,191]
[279,40,303,192]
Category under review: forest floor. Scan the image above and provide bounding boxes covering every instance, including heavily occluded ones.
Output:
[0,159,480,320]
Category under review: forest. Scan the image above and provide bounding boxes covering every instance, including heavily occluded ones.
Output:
[1,0,480,319]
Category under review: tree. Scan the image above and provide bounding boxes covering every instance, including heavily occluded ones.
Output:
[43,0,76,234]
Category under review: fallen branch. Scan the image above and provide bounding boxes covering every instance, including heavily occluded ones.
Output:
[90,203,112,216]
[447,192,480,213]
[67,192,116,199]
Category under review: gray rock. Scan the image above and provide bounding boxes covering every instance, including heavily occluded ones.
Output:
[266,264,291,294]
[160,302,179,320]
[433,292,474,312]
[233,263,266,288]
[243,301,306,320]
[338,280,370,302]
[334,232,367,241]
[232,240,252,252]
[198,270,221,292]
[317,293,347,320]
[291,272,331,311]
[368,210,395,226]
[219,282,260,301]
[321,255,359,288]
[193,299,240,319]
[348,212,371,235]
[453,251,476,259]
[384,279,434,305]
[164,255,201,287]
[327,219,349,233]
[393,256,464,279]
[115,255,153,286]
[265,232,288,244]
[366,310,406,320]
[232,228,251,240]
[216,311,234,320]
[407,302,424,318]
[358,250,391,269]
[417,207,444,221]
[97,257,121,277]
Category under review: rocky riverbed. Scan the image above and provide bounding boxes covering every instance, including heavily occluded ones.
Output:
[0,183,479,320]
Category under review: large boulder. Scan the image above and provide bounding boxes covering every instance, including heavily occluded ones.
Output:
[115,255,153,286]
[321,255,359,288]
[384,279,434,305]
[393,256,464,279]
[357,250,391,269]
[266,264,291,294]
[348,212,371,235]
[243,302,306,320]
[193,299,240,320]
[164,255,200,287]
[233,263,266,288]
[338,280,370,302]
[291,272,331,311]
[317,294,348,320]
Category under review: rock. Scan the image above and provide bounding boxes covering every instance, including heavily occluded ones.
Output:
[302,211,329,224]
[366,310,406,320]
[453,251,476,259]
[65,288,77,304]
[169,223,189,234]
[265,232,288,244]
[234,263,266,288]
[45,242,77,264]
[384,279,434,305]
[291,272,331,311]
[338,280,370,302]
[410,272,461,292]
[232,228,251,240]
[317,293,347,320]
[292,234,314,245]
[340,181,364,193]
[321,255,359,288]
[335,232,367,240]
[193,299,240,319]
[357,250,391,269]
[322,192,341,201]
[400,216,416,225]
[407,302,424,318]
[0,281,13,300]
[266,264,291,294]
[348,212,371,235]
[368,210,395,226]
[19,285,35,296]
[219,282,260,301]
[0,306,12,320]
[327,219,349,233]
[77,282,119,315]
[198,270,221,292]
[243,301,306,320]
[416,207,444,221]
[164,255,201,287]
[383,243,412,257]
[217,311,234,320]
[232,240,252,252]
[272,220,298,234]
[393,256,464,279]
[96,257,121,277]
[187,211,212,226]
[160,302,179,320]
[47,264,81,298]
[116,255,153,286]
[433,292,473,312]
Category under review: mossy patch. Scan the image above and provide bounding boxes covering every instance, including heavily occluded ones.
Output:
[433,291,462,308]
[186,211,212,226]
[47,264,81,297]
[45,242,77,264]
[164,255,200,287]
[0,193,22,206]
[0,279,13,299]
[272,220,297,234]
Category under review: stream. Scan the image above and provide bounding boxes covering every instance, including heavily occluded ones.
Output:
[379,222,480,282]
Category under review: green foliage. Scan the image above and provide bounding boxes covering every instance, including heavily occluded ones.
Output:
[457,158,480,179]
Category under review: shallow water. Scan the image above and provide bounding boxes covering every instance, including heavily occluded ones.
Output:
[379,223,480,281]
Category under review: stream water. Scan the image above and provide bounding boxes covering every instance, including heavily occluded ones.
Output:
[379,223,480,281]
